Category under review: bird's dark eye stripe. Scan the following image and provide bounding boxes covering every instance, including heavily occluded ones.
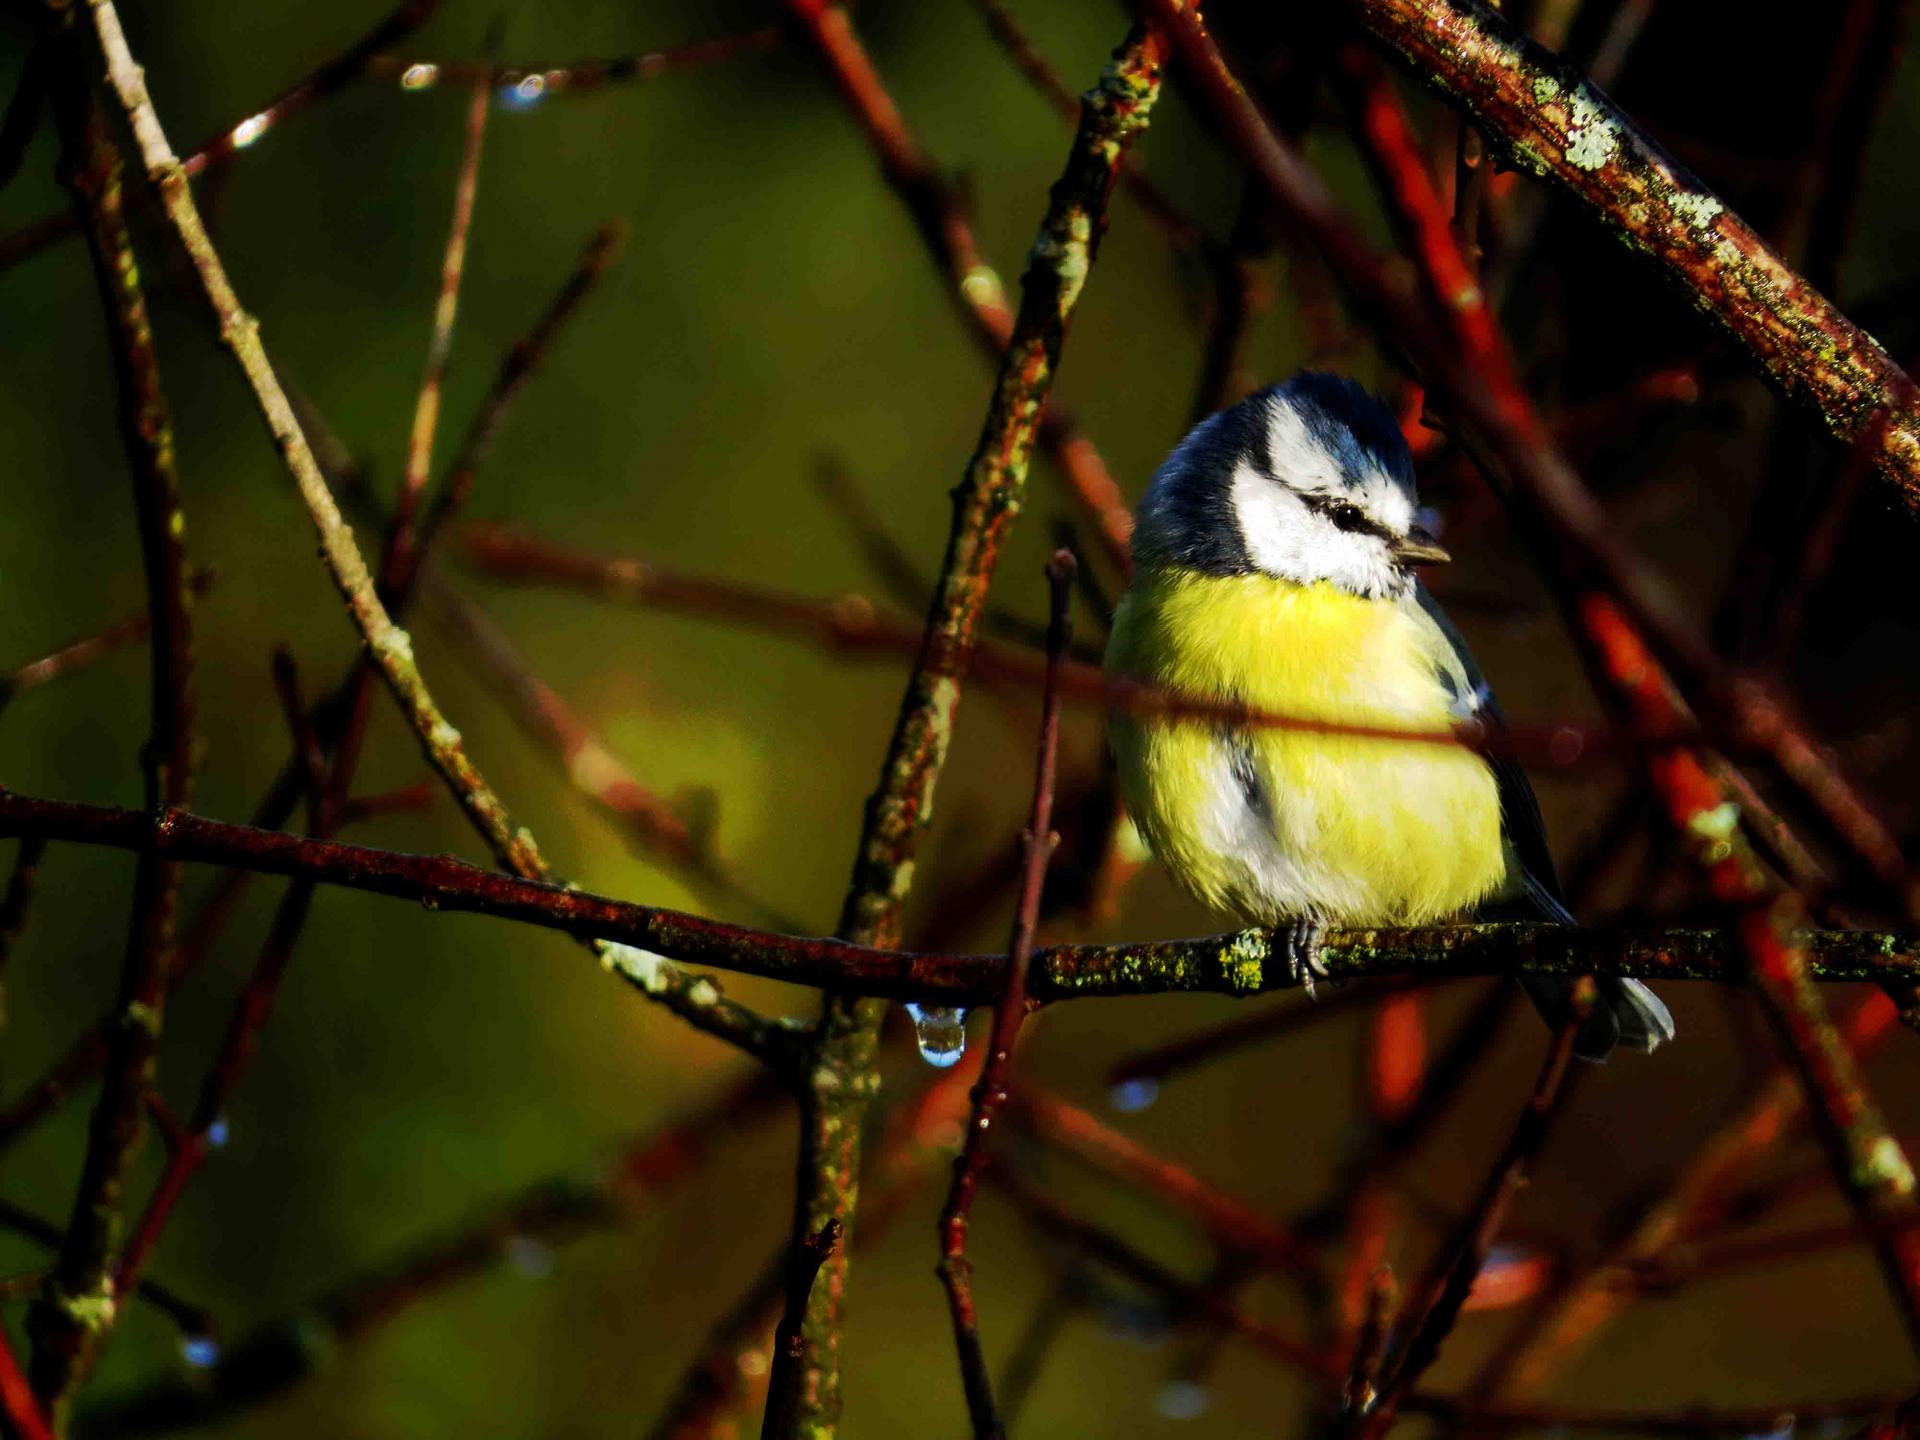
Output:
[1302,493,1388,537]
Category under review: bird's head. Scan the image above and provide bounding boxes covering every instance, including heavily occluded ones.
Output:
[1132,372,1448,599]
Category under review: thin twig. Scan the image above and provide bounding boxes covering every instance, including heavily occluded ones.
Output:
[82,0,786,1063]
[760,1221,844,1440]
[934,551,1073,1439]
[420,574,804,930]
[0,1325,51,1440]
[780,0,1140,577]
[1011,1089,1320,1280]
[0,837,48,1020]
[0,0,444,271]
[365,28,781,98]
[1105,979,1430,1092]
[411,221,628,575]
[785,14,1176,1430]
[1468,988,1901,1401]
[0,571,212,716]
[1361,983,1592,1436]
[1342,0,1920,510]
[385,39,495,595]
[33,31,197,1404]
[89,1072,782,1433]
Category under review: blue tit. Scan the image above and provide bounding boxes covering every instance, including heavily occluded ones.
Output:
[1105,373,1673,1061]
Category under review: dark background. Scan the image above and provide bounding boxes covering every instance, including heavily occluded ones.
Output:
[3,2,1919,1434]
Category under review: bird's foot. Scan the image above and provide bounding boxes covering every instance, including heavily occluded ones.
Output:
[1282,919,1329,998]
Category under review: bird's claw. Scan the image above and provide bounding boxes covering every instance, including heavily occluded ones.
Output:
[1283,919,1329,998]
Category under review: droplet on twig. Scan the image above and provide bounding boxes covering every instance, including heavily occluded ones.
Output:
[905,1002,967,1068]
[506,1234,554,1279]
[1107,1076,1160,1113]
[206,1115,230,1149]
[1154,1379,1211,1421]
[180,1334,221,1369]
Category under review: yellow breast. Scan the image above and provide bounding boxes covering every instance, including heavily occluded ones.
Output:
[1105,568,1506,926]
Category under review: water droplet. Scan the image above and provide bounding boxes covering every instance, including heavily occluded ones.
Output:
[506,1234,553,1279]
[180,1334,221,1368]
[1155,1380,1211,1421]
[1107,1076,1160,1113]
[229,113,269,149]
[905,1003,967,1068]
[400,63,439,91]
[206,1116,230,1149]
[1097,1296,1171,1348]
[502,74,546,110]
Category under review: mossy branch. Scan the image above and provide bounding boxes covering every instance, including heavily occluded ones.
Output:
[1343,0,1920,512]
[1,790,1913,1004]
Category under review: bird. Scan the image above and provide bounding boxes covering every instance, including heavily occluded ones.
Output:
[1104,372,1672,1060]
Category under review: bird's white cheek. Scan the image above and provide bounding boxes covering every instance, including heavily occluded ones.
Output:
[1230,465,1401,596]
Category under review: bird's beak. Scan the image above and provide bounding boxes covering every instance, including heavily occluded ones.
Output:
[1392,526,1452,566]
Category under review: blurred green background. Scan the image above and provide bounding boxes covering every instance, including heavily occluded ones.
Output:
[3,2,1920,1435]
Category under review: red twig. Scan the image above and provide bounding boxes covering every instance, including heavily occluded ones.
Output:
[779,0,1138,576]
[1474,988,1900,1398]
[0,1326,52,1440]
[1011,1089,1321,1281]
[934,551,1074,1438]
[0,570,212,712]
[1360,984,1593,1437]
[1584,597,1920,1348]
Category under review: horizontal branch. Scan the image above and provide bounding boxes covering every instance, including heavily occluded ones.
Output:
[1,790,1913,1005]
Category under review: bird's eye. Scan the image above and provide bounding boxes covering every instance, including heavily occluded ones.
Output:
[1326,502,1368,533]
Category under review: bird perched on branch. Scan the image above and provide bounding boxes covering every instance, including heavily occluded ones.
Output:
[1105,373,1672,1060]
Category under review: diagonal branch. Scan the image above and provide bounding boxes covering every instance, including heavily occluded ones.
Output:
[1342,0,1920,511]
[79,0,788,1066]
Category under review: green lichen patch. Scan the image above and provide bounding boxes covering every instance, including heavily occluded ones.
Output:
[1217,929,1270,995]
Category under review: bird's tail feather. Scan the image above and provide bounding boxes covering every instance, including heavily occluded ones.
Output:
[1520,974,1675,1062]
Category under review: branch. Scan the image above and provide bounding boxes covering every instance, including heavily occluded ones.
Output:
[760,1221,843,1440]
[934,551,1073,1439]
[81,2,787,1065]
[2,791,1915,1002]
[365,28,781,98]
[783,10,1178,1432]
[1361,987,1591,1436]
[1342,0,1920,512]
[780,0,1140,575]
[0,0,443,271]
[33,28,197,1406]
[83,1073,782,1433]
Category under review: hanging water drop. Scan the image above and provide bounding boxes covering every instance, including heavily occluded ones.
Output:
[904,1003,967,1068]
[1154,1379,1211,1421]
[506,1234,554,1279]
[180,1334,221,1369]
[1107,1076,1160,1113]
[206,1115,230,1148]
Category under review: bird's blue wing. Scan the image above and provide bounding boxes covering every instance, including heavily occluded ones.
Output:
[1406,584,1673,1057]
[1406,584,1569,919]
